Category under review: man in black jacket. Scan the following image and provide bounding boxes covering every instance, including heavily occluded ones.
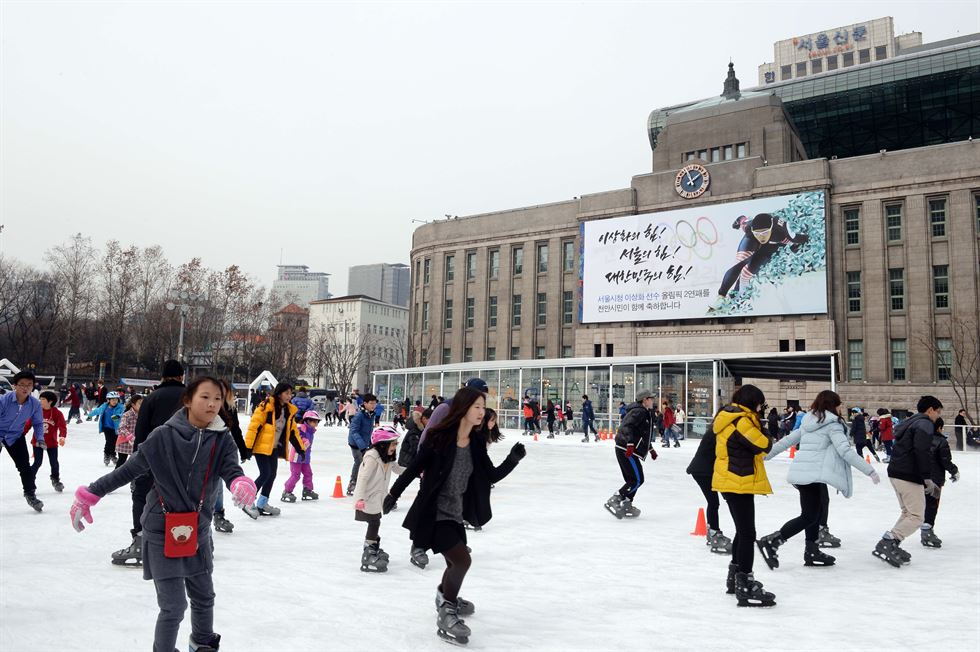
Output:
[605,390,657,519]
[873,395,943,567]
[110,359,186,566]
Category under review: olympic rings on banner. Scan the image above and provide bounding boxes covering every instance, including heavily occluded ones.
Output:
[675,220,697,248]
[696,216,718,245]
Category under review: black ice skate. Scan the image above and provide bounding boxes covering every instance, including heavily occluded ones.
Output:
[24,493,43,512]
[726,562,738,595]
[258,504,281,516]
[103,454,111,466]
[463,521,482,532]
[436,588,475,616]
[436,598,471,646]
[50,476,64,493]
[281,491,297,503]
[816,525,842,548]
[603,494,626,519]
[734,572,776,607]
[872,537,904,568]
[302,489,319,501]
[241,504,259,520]
[894,542,912,564]
[111,533,142,567]
[361,541,388,573]
[804,541,836,566]
[411,546,430,569]
[189,632,221,651]
[621,498,641,518]
[920,527,942,548]
[707,529,733,554]
[756,532,784,569]
[213,511,234,533]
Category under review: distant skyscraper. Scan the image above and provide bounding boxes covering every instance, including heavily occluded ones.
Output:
[347,263,410,307]
[271,264,331,308]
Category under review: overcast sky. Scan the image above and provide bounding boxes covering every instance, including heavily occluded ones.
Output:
[2,1,977,294]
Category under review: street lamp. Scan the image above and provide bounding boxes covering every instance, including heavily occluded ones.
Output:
[166,291,204,362]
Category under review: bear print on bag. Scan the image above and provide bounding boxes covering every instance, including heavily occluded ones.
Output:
[170,524,194,543]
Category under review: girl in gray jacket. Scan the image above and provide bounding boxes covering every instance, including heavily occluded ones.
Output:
[757,390,880,569]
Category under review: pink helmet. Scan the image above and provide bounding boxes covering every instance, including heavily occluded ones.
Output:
[371,425,400,445]
[302,410,321,421]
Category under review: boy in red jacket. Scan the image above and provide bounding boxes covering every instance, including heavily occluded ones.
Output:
[28,390,68,492]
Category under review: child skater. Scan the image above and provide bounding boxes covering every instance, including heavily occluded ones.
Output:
[353,425,404,572]
[920,417,960,548]
[95,391,124,466]
[384,387,526,646]
[29,390,68,493]
[70,376,257,652]
[282,410,321,502]
[115,394,143,468]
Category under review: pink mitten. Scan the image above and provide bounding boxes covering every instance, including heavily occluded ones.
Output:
[230,476,257,508]
[354,499,365,510]
[70,486,101,532]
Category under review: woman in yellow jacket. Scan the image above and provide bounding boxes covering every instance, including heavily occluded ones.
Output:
[242,382,305,517]
[711,384,776,608]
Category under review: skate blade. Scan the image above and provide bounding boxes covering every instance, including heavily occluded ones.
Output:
[755,542,779,569]
[737,600,776,608]
[437,630,469,646]
[111,559,142,567]
[710,548,732,555]
[817,542,841,549]
[410,560,428,570]
[871,551,902,568]
[804,561,835,567]
[360,565,388,573]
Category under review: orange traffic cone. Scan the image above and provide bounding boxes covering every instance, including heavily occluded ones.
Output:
[789,445,796,459]
[866,454,871,463]
[332,475,345,498]
[691,507,708,536]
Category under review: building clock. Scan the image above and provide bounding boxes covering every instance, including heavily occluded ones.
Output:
[674,163,710,199]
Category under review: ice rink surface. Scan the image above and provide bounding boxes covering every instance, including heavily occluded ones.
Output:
[2,415,978,651]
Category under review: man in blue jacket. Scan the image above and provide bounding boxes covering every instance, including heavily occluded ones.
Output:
[347,392,377,495]
[581,395,598,442]
[0,371,45,511]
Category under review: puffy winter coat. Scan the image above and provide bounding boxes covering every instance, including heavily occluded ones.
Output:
[928,432,958,486]
[686,426,716,477]
[352,448,404,515]
[348,407,374,450]
[398,412,424,468]
[849,415,867,443]
[245,399,304,458]
[711,404,772,495]
[879,413,894,441]
[582,400,594,421]
[767,412,875,498]
[887,413,933,485]
[614,402,655,460]
[291,394,314,416]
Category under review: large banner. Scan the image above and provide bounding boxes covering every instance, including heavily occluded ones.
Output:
[581,191,827,322]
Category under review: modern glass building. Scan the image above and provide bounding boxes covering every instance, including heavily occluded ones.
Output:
[373,351,836,437]
[648,38,980,160]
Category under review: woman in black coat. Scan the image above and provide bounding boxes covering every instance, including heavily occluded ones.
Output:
[384,386,526,645]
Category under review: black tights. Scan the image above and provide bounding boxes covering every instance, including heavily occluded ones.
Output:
[439,543,472,602]
[693,474,720,530]
[722,492,756,574]
[778,483,828,543]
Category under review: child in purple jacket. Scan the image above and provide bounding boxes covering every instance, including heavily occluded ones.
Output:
[282,410,320,502]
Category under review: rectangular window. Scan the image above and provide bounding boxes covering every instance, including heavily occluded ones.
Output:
[511,295,521,326]
[594,343,602,357]
[512,247,523,275]
[891,339,907,381]
[858,48,870,64]
[827,55,838,70]
[795,339,806,352]
[723,145,733,160]
[561,345,572,358]
[847,271,861,313]
[975,194,980,232]
[848,340,863,381]
[465,298,475,328]
[466,252,476,279]
[889,268,905,311]
[710,148,720,162]
[442,348,451,365]
[606,343,614,357]
[423,259,430,284]
[537,243,548,273]
[422,302,429,330]
[685,151,695,162]
[445,255,455,282]
[780,64,792,80]
[536,292,547,326]
[842,52,854,67]
[444,299,453,328]
[844,207,860,245]
[535,346,545,360]
[486,346,496,361]
[811,58,822,74]
[488,296,497,327]
[414,260,420,286]
[885,203,902,241]
[562,241,575,272]
[489,250,500,279]
[697,149,707,161]
[875,45,887,60]
[563,291,573,324]
[464,347,473,363]
[929,198,947,237]
[779,339,790,352]
[795,62,806,77]
[736,142,747,158]
[933,265,949,309]
[937,338,952,382]
[511,346,520,360]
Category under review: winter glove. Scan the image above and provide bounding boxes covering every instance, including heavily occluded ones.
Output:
[508,442,526,461]
[230,476,257,508]
[240,447,253,462]
[649,447,658,461]
[355,499,366,510]
[70,486,101,532]
[923,479,939,497]
[951,472,960,483]
[869,470,881,485]
[383,494,397,514]
[58,437,66,447]
[625,443,635,458]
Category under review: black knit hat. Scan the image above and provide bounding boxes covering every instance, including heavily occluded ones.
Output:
[161,359,184,378]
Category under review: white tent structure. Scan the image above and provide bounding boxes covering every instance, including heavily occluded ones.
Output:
[0,358,21,377]
[246,370,278,412]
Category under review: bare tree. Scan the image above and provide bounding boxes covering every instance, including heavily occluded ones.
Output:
[319,322,373,397]
[97,240,140,377]
[916,317,980,421]
[129,245,172,374]
[44,234,97,382]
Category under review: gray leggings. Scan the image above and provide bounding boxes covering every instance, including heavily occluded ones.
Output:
[153,571,215,652]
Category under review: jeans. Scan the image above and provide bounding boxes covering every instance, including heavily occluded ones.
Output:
[30,445,60,481]
[662,425,680,445]
[2,436,37,495]
[214,489,224,514]
[722,492,756,574]
[777,482,828,543]
[254,453,279,498]
[883,440,894,457]
[152,572,215,652]
[349,445,364,489]
[582,418,597,436]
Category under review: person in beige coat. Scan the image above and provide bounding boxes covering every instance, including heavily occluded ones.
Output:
[354,425,404,572]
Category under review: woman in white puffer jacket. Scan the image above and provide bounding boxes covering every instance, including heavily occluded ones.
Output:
[756,390,880,569]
